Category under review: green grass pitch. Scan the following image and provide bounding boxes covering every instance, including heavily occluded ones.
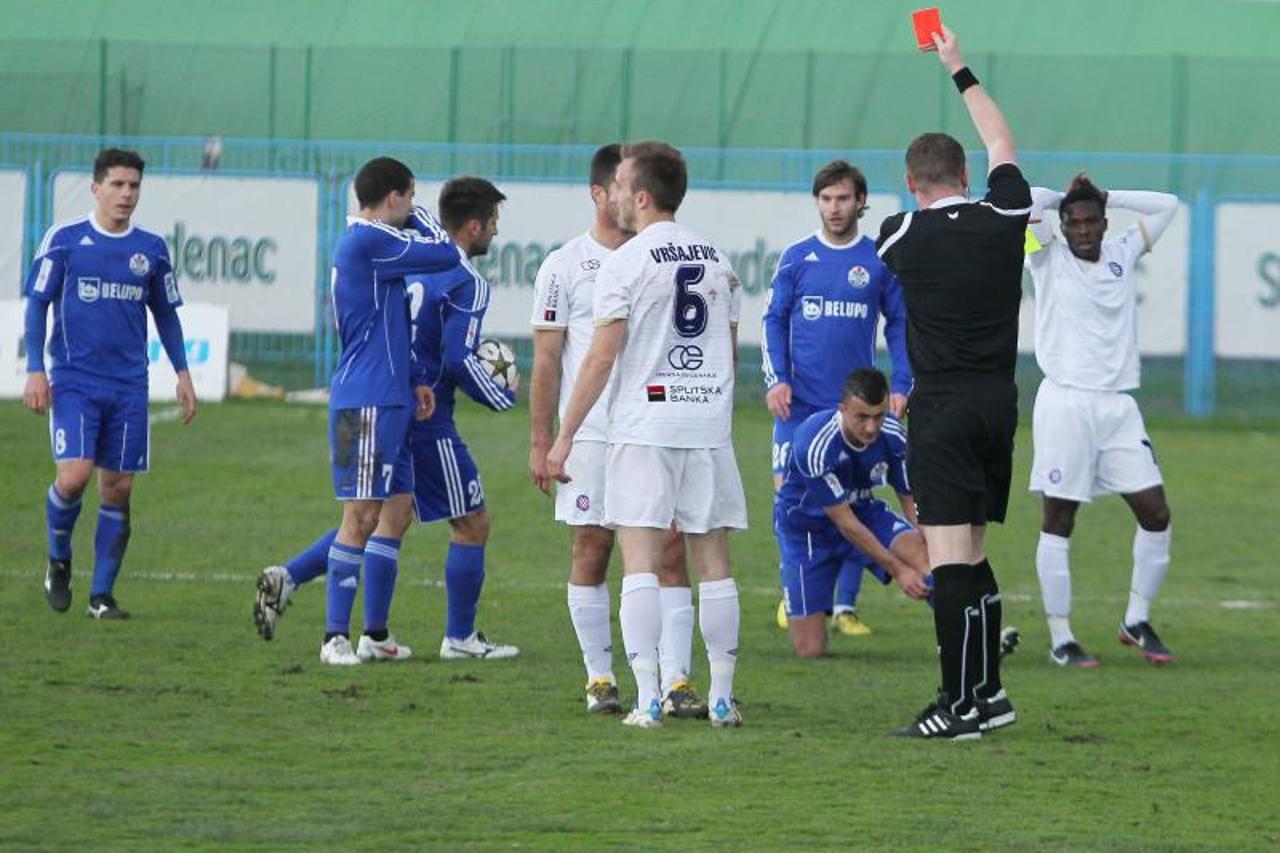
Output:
[1,398,1276,851]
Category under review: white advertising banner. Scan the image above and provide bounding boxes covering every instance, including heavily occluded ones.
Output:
[0,299,228,402]
[1214,203,1280,358]
[354,181,901,347]
[53,172,318,333]
[0,170,27,297]
[1017,204,1190,356]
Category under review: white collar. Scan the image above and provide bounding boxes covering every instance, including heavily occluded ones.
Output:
[88,211,134,238]
[814,231,865,251]
[927,195,969,209]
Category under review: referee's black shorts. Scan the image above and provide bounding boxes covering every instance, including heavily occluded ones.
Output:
[907,379,1018,527]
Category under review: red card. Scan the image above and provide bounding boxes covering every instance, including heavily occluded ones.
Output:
[912,7,943,52]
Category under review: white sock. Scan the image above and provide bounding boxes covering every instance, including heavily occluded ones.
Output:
[698,577,740,712]
[620,573,662,711]
[1037,532,1075,648]
[831,604,855,617]
[1126,526,1171,626]
[659,585,694,694]
[567,582,613,683]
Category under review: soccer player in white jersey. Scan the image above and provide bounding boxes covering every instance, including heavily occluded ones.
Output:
[546,141,747,728]
[1026,173,1178,667]
[529,144,708,718]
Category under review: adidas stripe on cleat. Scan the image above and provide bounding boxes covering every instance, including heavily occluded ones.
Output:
[976,689,1017,732]
[892,700,982,741]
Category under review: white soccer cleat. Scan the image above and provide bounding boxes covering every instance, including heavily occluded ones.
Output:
[356,633,413,662]
[439,631,519,660]
[319,635,361,666]
[622,699,664,729]
[254,565,295,641]
[708,697,743,728]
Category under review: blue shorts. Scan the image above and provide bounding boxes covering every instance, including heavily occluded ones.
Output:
[410,427,485,523]
[50,381,150,472]
[777,501,913,618]
[329,405,414,500]
[771,402,820,474]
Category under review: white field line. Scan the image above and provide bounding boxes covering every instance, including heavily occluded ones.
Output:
[1,569,1273,610]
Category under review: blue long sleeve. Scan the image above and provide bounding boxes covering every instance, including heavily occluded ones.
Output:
[441,304,515,412]
[761,254,797,388]
[24,297,48,372]
[154,308,188,371]
[880,273,913,396]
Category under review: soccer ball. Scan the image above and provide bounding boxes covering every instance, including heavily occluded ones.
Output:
[476,339,519,392]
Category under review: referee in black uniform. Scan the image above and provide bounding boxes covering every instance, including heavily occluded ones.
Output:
[877,25,1031,740]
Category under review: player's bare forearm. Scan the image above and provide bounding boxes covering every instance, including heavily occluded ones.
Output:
[826,504,907,579]
[897,492,919,527]
[933,26,1016,169]
[176,370,197,424]
[23,371,50,415]
[555,320,623,447]
[529,329,565,448]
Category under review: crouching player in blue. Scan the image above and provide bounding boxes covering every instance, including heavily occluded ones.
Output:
[774,368,930,658]
[24,148,196,619]
[264,157,459,665]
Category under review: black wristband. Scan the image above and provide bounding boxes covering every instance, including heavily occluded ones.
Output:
[952,66,979,94]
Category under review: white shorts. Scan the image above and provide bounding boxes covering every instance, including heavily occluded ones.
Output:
[555,440,607,526]
[1030,378,1163,502]
[603,443,749,534]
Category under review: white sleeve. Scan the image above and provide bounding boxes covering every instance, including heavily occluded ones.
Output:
[529,251,569,329]
[592,252,632,324]
[725,259,742,325]
[1028,187,1063,253]
[1107,190,1178,255]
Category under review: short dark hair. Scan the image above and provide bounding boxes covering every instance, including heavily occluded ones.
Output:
[905,132,966,190]
[438,176,507,232]
[842,368,889,406]
[621,140,687,213]
[93,148,145,183]
[354,157,414,208]
[1059,183,1107,219]
[812,159,867,199]
[589,144,622,190]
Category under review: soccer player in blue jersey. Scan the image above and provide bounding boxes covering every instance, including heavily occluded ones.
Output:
[311,156,460,665]
[254,178,518,660]
[762,160,913,637]
[774,369,932,659]
[23,148,195,619]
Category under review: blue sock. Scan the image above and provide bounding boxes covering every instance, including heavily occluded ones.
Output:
[285,528,336,586]
[46,485,82,563]
[835,559,865,610]
[325,541,364,636]
[444,542,485,640]
[362,536,400,634]
[91,505,130,597]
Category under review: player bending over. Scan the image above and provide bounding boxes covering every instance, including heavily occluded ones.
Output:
[774,369,932,659]
[256,157,458,665]
[547,141,747,728]
[530,144,708,717]
[25,148,196,620]
[763,159,913,637]
[1027,173,1178,667]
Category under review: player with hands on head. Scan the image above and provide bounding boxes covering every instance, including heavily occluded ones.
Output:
[1026,171,1179,667]
[25,147,196,620]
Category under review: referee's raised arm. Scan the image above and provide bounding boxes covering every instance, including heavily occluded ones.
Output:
[932,25,1017,171]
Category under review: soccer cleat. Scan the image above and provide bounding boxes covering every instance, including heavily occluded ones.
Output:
[999,625,1021,659]
[85,594,130,620]
[975,689,1017,732]
[832,609,872,637]
[319,635,361,666]
[1119,621,1174,664]
[253,565,295,641]
[775,599,789,630]
[585,678,623,714]
[891,698,982,741]
[439,631,519,661]
[622,699,664,729]
[708,697,743,728]
[356,633,412,662]
[1050,640,1101,668]
[661,679,709,719]
[44,559,72,613]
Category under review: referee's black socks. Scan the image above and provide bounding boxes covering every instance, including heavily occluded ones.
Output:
[972,558,1004,700]
[931,563,980,713]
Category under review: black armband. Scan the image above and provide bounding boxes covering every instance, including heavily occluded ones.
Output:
[952,66,979,94]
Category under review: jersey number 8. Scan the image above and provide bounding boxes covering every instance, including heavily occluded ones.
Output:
[673,264,707,338]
